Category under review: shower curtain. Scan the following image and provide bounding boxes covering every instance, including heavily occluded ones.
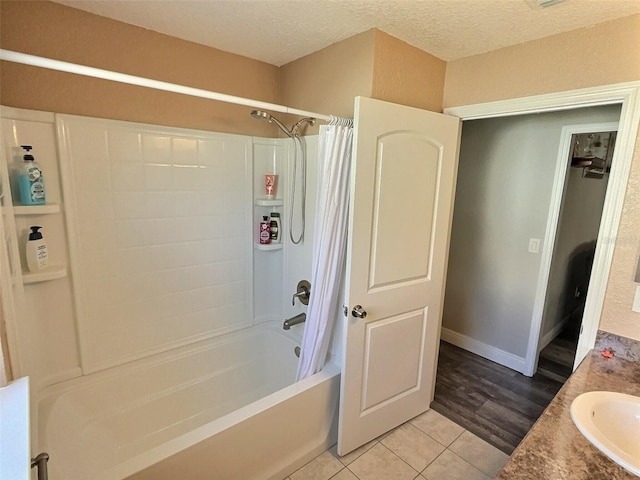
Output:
[296,120,353,381]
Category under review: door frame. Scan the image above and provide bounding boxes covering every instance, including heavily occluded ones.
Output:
[533,121,618,371]
[445,81,640,376]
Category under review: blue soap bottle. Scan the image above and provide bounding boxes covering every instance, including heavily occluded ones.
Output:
[17,145,45,205]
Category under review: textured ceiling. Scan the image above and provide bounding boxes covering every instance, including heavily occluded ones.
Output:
[52,0,640,66]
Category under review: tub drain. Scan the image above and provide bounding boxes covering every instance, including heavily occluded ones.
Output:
[294,346,301,358]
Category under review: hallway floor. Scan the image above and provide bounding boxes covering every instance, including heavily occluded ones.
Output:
[284,409,509,480]
[431,339,573,454]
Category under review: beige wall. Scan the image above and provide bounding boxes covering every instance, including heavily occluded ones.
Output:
[279,29,376,128]
[444,15,640,107]
[444,14,640,341]
[372,30,445,112]
[0,0,280,136]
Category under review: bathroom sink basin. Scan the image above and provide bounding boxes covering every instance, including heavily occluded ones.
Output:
[570,391,640,476]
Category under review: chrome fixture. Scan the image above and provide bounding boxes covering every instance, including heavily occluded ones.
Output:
[351,305,367,319]
[292,280,311,306]
[250,110,316,138]
[283,312,306,330]
[251,110,316,244]
[31,452,49,480]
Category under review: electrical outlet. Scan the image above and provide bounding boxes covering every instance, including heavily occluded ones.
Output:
[633,286,640,313]
[528,238,541,254]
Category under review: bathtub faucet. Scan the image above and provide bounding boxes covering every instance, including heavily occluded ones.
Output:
[283,313,306,330]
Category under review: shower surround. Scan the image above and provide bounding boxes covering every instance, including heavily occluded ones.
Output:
[0,106,339,479]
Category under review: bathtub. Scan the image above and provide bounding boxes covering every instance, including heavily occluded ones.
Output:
[36,322,340,480]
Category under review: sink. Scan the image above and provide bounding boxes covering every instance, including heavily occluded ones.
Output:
[570,391,640,476]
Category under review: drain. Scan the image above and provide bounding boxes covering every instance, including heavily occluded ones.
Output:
[294,346,301,358]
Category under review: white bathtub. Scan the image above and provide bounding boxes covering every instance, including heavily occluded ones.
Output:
[36,322,340,480]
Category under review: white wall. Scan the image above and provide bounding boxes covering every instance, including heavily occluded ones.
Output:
[58,115,255,373]
[442,104,621,364]
[1,109,78,389]
[1,107,329,390]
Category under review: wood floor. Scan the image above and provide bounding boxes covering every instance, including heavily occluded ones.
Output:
[431,335,576,455]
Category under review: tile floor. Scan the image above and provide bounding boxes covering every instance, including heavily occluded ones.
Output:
[284,410,510,480]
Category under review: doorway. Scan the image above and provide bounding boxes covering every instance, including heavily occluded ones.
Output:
[536,125,617,380]
[441,105,621,377]
[443,83,640,374]
[431,82,640,454]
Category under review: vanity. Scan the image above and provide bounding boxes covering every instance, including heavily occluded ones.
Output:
[498,336,640,479]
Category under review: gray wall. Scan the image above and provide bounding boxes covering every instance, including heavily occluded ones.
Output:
[442,105,621,360]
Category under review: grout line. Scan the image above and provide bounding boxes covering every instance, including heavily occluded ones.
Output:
[376,441,421,477]
[445,448,493,479]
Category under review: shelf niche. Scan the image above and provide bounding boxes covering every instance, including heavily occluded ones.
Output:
[13,203,61,215]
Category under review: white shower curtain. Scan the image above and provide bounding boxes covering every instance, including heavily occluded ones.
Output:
[296,121,353,380]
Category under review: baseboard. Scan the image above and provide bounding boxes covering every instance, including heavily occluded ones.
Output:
[538,317,569,352]
[440,328,526,374]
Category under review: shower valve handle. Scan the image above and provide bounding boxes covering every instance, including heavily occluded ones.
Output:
[292,280,311,306]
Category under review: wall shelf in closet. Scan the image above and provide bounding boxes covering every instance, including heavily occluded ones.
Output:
[13,203,61,215]
[254,243,283,251]
[22,265,67,284]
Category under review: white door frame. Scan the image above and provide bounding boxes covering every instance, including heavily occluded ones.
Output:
[532,121,618,372]
[445,81,640,376]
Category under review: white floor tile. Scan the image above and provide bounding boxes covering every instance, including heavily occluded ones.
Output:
[448,430,509,477]
[290,451,344,480]
[422,450,491,480]
[348,443,419,480]
[330,468,359,480]
[381,423,446,471]
[410,409,465,446]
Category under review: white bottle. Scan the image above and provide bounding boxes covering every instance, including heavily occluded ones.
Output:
[26,226,48,272]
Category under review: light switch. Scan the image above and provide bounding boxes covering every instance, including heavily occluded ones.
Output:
[528,238,541,254]
[633,286,640,313]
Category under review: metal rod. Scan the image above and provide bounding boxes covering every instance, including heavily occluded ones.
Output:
[0,49,333,122]
[31,452,49,480]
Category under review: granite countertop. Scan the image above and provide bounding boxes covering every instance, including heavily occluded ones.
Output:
[498,350,640,479]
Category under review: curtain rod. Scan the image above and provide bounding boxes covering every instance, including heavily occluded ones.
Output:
[0,49,333,122]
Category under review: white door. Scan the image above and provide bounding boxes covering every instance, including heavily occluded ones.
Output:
[337,97,461,455]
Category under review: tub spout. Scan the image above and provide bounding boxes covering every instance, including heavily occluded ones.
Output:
[283,313,306,330]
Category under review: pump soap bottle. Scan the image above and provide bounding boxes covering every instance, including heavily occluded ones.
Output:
[17,145,45,205]
[26,226,48,272]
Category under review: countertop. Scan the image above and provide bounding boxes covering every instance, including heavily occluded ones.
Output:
[497,350,640,479]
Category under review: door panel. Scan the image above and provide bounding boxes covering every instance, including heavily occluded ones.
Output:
[369,132,441,289]
[338,97,460,455]
[362,309,426,412]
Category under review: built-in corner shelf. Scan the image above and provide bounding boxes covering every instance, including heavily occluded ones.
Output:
[13,203,61,215]
[22,265,67,284]
[254,198,284,207]
[254,243,283,251]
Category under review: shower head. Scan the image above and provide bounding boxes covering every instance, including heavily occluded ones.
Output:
[250,110,293,137]
[251,110,271,122]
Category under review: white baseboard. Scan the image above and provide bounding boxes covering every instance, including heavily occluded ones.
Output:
[538,317,569,352]
[440,328,526,374]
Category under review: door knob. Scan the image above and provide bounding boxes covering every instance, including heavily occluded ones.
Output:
[351,305,367,319]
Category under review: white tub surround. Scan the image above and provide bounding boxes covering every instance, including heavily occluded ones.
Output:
[38,323,340,480]
[1,107,339,480]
